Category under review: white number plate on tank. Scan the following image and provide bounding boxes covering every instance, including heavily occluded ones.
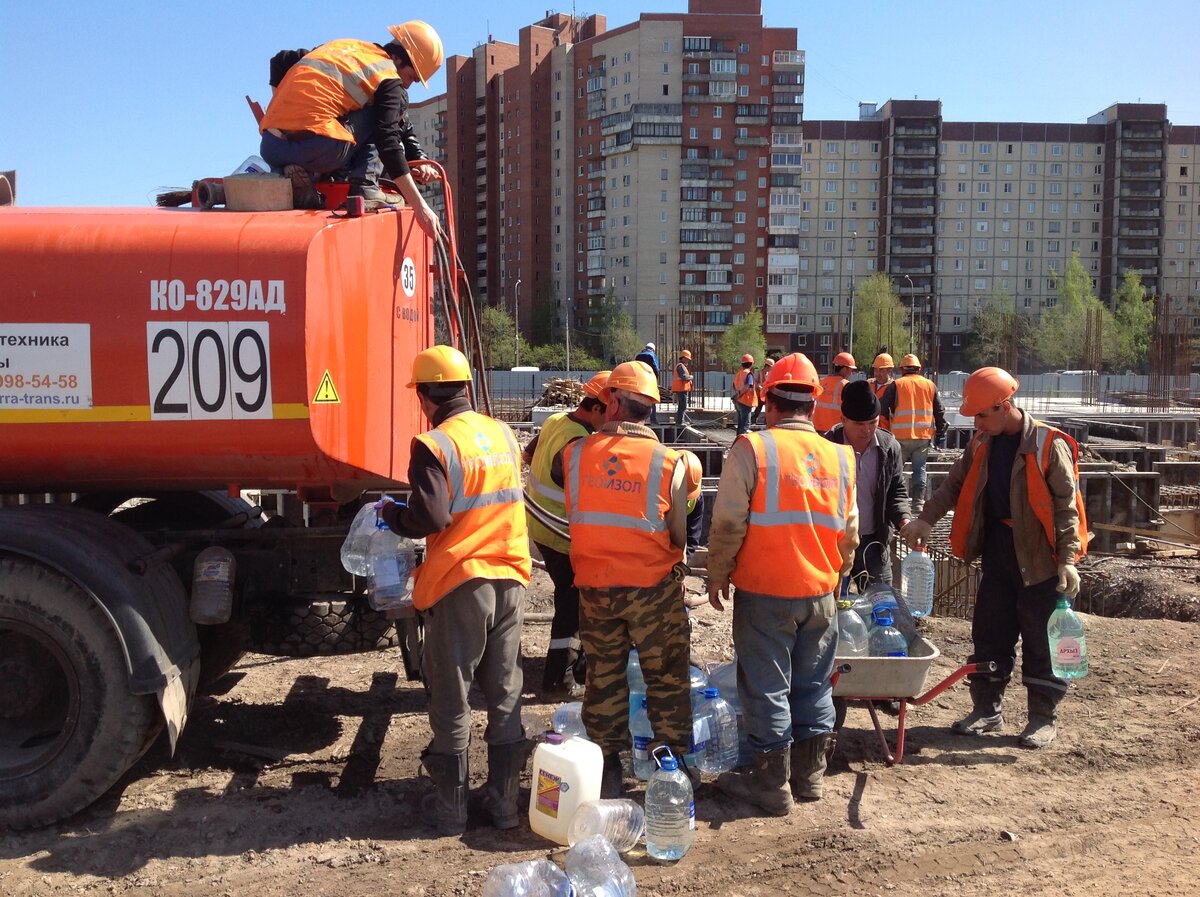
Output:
[146,322,273,420]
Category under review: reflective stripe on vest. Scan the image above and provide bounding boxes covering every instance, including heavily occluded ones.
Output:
[567,441,670,532]
[526,412,589,553]
[748,430,850,531]
[291,55,396,107]
[425,428,524,514]
[811,375,845,432]
[890,376,936,440]
[734,369,757,406]
[671,363,693,393]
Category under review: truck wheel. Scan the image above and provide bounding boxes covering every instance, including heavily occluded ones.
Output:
[247,596,400,657]
[0,557,160,830]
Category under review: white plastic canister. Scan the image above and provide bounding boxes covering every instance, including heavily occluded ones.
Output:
[528,732,603,845]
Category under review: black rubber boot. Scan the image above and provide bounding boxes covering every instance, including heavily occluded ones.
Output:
[481,739,530,829]
[1018,691,1059,749]
[790,733,833,802]
[716,748,793,817]
[419,748,468,836]
[600,752,624,799]
[541,647,585,699]
[951,678,1006,735]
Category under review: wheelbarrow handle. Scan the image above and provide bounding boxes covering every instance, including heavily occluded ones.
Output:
[909,661,995,707]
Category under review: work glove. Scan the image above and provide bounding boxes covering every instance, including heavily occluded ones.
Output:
[1056,563,1081,599]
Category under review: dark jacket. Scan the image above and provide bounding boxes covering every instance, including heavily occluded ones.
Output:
[824,425,912,539]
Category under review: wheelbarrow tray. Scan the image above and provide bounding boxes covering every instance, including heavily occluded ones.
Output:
[832,635,940,699]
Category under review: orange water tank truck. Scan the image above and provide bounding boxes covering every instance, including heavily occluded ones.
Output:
[0,201,445,828]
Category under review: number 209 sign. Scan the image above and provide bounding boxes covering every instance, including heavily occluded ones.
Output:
[147,322,273,420]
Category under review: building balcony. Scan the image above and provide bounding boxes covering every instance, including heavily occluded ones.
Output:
[1117,244,1160,256]
[892,243,935,255]
[1121,165,1163,179]
[894,143,937,157]
[890,264,933,275]
[1121,147,1163,159]
[1120,186,1162,198]
[893,184,936,196]
[895,124,938,137]
[734,136,770,146]
[1122,126,1164,139]
[476,173,488,186]
[892,202,935,216]
[1118,264,1158,276]
[1119,206,1161,217]
[892,224,934,235]
[1119,226,1160,237]
[894,164,936,176]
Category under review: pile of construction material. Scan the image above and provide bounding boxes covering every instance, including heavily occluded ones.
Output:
[539,377,587,407]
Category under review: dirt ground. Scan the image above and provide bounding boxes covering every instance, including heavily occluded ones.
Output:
[2,565,1200,897]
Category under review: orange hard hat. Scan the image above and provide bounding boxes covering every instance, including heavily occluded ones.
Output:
[680,450,703,501]
[765,352,823,397]
[873,353,894,369]
[679,349,693,361]
[833,351,857,369]
[582,370,611,399]
[407,345,471,386]
[741,353,755,364]
[601,360,660,405]
[900,353,922,369]
[960,367,1020,416]
[387,20,445,87]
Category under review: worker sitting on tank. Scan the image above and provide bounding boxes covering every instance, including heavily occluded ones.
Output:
[259,21,443,233]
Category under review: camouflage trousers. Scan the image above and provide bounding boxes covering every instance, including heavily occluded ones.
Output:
[578,563,692,758]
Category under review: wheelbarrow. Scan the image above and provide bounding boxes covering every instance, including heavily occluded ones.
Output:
[831,635,997,764]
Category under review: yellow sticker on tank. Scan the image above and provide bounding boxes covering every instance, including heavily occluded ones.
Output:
[313,371,340,404]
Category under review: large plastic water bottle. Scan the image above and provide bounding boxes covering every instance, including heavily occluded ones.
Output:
[900,546,935,617]
[706,660,750,768]
[836,599,870,657]
[688,665,708,692]
[697,688,739,774]
[848,591,875,627]
[645,747,694,861]
[630,697,656,780]
[868,610,909,657]
[683,689,710,769]
[627,649,646,692]
[339,502,380,576]
[568,800,645,852]
[866,583,918,641]
[565,834,637,896]
[1048,595,1089,678]
[367,520,415,612]
[482,858,573,897]
[552,701,589,738]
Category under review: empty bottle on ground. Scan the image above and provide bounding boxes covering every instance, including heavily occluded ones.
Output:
[482,858,573,897]
[868,610,909,657]
[645,747,694,861]
[565,833,638,896]
[629,697,656,780]
[367,520,415,612]
[568,799,645,852]
[697,687,739,774]
[835,599,870,657]
[1048,595,1089,678]
[900,546,935,617]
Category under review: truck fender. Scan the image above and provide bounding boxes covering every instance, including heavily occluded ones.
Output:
[0,505,200,748]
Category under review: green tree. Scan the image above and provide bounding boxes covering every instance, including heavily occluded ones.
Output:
[850,274,912,365]
[718,309,767,371]
[478,304,532,369]
[524,342,605,371]
[965,288,1028,370]
[591,290,641,365]
[1110,270,1152,371]
[1032,251,1113,369]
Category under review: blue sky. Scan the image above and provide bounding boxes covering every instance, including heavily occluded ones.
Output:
[2,0,1197,207]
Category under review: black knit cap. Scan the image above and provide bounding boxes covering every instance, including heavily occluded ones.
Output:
[840,378,880,422]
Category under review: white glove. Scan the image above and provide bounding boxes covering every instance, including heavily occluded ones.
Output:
[1056,563,1080,598]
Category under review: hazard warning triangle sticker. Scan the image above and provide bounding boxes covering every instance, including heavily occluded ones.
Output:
[313,371,340,404]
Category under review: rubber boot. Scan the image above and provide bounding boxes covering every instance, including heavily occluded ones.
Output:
[419,748,468,836]
[1018,691,1059,749]
[481,740,530,830]
[716,748,793,817]
[951,679,1005,735]
[541,647,585,699]
[600,752,624,799]
[790,733,833,802]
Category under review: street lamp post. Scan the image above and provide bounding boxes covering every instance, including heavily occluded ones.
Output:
[513,278,521,367]
[902,274,915,352]
[846,229,857,358]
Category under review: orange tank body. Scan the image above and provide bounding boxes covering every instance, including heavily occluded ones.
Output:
[0,206,433,497]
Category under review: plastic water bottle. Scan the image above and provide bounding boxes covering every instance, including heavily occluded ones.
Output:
[340,502,380,576]
[900,546,935,617]
[1048,595,1089,678]
[688,665,708,692]
[697,688,739,774]
[630,697,655,780]
[684,689,710,769]
[565,834,637,896]
[627,649,646,691]
[848,591,875,627]
[867,583,918,641]
[482,858,573,897]
[835,600,870,657]
[568,800,645,852]
[868,611,909,657]
[552,701,589,738]
[645,747,694,861]
[367,521,415,612]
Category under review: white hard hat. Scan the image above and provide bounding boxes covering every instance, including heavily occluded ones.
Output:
[645,342,656,351]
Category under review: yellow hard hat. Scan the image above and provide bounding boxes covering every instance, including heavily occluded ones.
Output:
[680,450,703,501]
[407,345,472,386]
[601,360,660,405]
[582,370,612,399]
[387,20,445,87]
[900,353,922,369]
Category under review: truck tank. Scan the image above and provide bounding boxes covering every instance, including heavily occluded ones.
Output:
[0,206,433,498]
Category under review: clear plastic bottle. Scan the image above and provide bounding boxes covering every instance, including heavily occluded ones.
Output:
[481,858,573,897]
[835,599,870,657]
[630,697,656,780]
[688,665,708,692]
[868,610,909,657]
[565,834,637,896]
[900,546,936,617]
[190,545,236,625]
[697,687,739,774]
[645,747,694,862]
[367,520,415,612]
[627,648,646,692]
[705,660,750,768]
[339,502,379,576]
[567,801,645,852]
[867,583,918,642]
[683,689,710,769]
[1048,595,1089,679]
[848,591,875,628]
[552,700,588,738]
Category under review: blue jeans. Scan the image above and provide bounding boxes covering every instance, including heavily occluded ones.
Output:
[735,401,752,435]
[899,439,931,504]
[674,391,689,426]
[259,106,382,183]
[732,590,837,751]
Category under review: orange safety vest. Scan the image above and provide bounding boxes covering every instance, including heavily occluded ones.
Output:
[261,39,399,143]
[412,411,531,609]
[811,375,846,432]
[889,375,937,440]
[757,367,772,401]
[731,429,855,597]
[671,362,693,393]
[563,434,681,588]
[870,378,893,430]
[949,423,1089,564]
[734,369,758,407]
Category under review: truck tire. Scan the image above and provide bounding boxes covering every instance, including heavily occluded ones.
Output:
[0,557,160,830]
[247,596,400,657]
